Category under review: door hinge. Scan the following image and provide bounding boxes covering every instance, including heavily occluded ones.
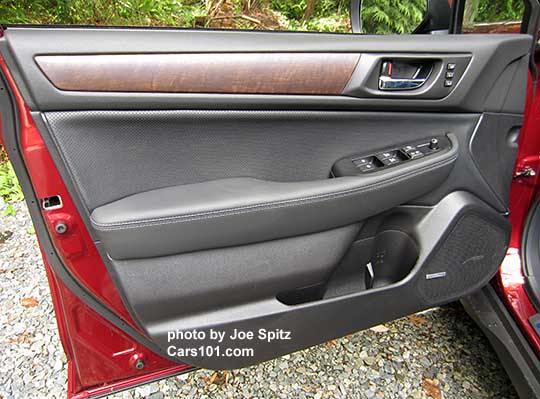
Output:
[514,166,537,179]
[514,156,540,184]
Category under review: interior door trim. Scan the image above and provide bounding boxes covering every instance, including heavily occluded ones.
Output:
[35,53,360,95]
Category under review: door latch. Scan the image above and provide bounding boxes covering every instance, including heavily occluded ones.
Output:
[514,166,536,179]
[379,61,432,91]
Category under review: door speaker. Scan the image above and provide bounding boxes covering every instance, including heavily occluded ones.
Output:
[417,212,508,304]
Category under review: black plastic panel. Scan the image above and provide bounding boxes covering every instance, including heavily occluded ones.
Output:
[137,192,509,369]
[469,113,523,206]
[109,225,360,326]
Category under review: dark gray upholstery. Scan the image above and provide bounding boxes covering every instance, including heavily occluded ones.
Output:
[110,224,360,325]
[43,111,474,210]
[1,27,527,370]
[91,136,457,259]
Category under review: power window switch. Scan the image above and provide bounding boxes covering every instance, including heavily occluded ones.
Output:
[447,63,456,70]
[444,80,453,87]
[445,71,454,79]
[358,163,377,173]
[381,156,400,166]
[376,151,395,160]
[353,157,371,166]
[407,150,424,159]
[402,145,416,152]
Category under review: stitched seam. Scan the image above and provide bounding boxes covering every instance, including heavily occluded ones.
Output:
[92,155,456,231]
[92,156,456,230]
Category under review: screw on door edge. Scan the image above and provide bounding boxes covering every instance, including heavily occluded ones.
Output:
[54,221,68,234]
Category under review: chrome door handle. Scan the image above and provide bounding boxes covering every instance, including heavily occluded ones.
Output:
[378,75,428,91]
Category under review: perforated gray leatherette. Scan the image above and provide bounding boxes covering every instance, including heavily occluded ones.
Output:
[43,110,476,210]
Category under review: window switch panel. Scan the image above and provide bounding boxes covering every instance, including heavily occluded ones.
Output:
[331,135,451,177]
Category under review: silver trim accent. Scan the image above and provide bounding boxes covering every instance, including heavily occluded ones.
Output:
[425,271,447,280]
[366,262,374,280]
[378,75,428,91]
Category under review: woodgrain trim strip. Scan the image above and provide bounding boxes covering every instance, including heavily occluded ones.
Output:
[35,53,360,95]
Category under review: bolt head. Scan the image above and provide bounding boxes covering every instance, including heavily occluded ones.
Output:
[135,359,146,369]
[55,222,68,234]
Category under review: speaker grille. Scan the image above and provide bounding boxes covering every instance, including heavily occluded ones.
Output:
[418,213,507,303]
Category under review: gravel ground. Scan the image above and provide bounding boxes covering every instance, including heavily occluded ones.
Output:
[0,201,519,399]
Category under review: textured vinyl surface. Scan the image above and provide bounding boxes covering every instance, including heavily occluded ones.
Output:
[110,224,359,326]
[43,110,478,210]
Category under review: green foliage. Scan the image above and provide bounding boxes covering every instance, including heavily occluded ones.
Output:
[3,204,16,217]
[270,0,350,32]
[270,0,306,21]
[0,160,23,202]
[0,0,205,27]
[0,0,351,32]
[0,0,530,34]
[305,14,350,32]
[475,0,524,23]
[464,0,524,28]
[0,159,24,215]
[270,0,349,21]
[361,0,426,34]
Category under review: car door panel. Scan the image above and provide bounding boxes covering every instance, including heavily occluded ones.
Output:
[41,111,466,212]
[0,27,531,377]
[2,30,529,111]
[44,111,458,259]
[116,191,510,370]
